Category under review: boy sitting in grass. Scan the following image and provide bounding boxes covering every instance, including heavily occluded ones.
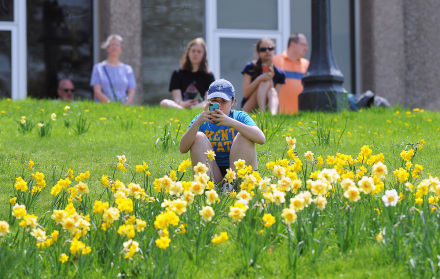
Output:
[179,79,266,190]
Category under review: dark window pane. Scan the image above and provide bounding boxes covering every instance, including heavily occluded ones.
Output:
[0,0,14,21]
[0,31,12,98]
[27,0,93,100]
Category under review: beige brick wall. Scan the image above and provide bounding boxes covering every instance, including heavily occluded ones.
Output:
[97,0,143,104]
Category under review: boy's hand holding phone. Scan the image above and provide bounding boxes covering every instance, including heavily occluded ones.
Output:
[209,102,220,124]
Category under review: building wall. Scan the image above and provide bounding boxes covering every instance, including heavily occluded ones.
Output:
[94,1,440,109]
[360,0,406,106]
[360,0,440,109]
[141,0,205,104]
[98,0,143,104]
[403,0,440,110]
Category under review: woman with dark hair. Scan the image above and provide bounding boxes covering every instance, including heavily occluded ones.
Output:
[241,38,285,115]
[90,34,136,104]
[160,38,215,109]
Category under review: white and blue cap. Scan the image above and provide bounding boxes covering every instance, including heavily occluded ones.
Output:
[207,79,235,100]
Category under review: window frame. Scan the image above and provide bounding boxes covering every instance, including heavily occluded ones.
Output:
[0,0,27,100]
[205,0,360,94]
[205,0,290,81]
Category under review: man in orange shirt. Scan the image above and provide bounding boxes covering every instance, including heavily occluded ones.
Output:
[273,33,309,114]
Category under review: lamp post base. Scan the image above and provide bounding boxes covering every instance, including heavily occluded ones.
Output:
[298,90,348,112]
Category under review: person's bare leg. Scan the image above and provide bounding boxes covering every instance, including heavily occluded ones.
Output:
[267,88,279,115]
[242,92,258,113]
[160,99,183,109]
[257,81,270,112]
[229,133,258,173]
[190,132,223,183]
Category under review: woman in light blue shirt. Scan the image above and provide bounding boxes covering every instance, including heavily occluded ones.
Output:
[90,34,136,104]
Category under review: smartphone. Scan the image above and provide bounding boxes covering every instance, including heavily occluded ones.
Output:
[262,64,270,72]
[209,102,220,124]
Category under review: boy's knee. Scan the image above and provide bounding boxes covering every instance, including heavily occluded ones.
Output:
[232,133,254,148]
[191,132,211,150]
[194,131,208,142]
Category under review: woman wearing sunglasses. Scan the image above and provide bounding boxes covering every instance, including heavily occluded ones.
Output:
[241,38,285,115]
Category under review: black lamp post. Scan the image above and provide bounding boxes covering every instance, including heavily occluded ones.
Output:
[298,0,347,112]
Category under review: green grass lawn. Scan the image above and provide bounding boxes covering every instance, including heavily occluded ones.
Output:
[1,99,439,278]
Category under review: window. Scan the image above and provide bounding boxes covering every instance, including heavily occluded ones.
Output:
[206,0,356,104]
[0,0,26,100]
[27,1,94,100]
[206,0,287,103]
[0,31,12,98]
[0,0,14,21]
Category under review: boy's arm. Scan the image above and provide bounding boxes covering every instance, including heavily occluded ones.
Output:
[229,120,266,145]
[179,120,202,153]
[210,111,266,145]
[179,105,212,153]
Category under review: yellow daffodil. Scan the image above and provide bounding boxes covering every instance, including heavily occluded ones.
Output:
[155,236,171,249]
[123,240,140,258]
[193,162,209,174]
[315,196,327,210]
[344,186,361,202]
[281,208,297,225]
[9,197,17,205]
[212,232,228,244]
[304,151,314,162]
[204,150,216,161]
[357,176,375,194]
[178,159,191,172]
[59,253,69,263]
[228,206,246,222]
[262,213,276,228]
[199,206,215,222]
[0,221,10,236]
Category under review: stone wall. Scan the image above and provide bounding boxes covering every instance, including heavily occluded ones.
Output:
[360,0,406,106]
[360,0,440,109]
[98,0,143,104]
[141,0,205,104]
[403,0,440,110]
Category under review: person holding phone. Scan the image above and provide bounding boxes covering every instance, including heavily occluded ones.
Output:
[160,38,215,109]
[179,79,266,186]
[241,38,286,115]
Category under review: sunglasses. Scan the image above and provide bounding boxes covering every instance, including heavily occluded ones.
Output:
[63,89,75,93]
[259,46,275,52]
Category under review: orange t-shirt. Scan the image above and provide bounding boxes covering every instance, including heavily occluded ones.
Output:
[273,51,309,114]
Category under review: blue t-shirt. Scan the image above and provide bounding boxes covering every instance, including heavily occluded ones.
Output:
[188,110,256,167]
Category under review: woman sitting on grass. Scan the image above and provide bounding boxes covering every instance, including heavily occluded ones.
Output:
[179,79,266,188]
[160,37,215,109]
[241,38,285,115]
